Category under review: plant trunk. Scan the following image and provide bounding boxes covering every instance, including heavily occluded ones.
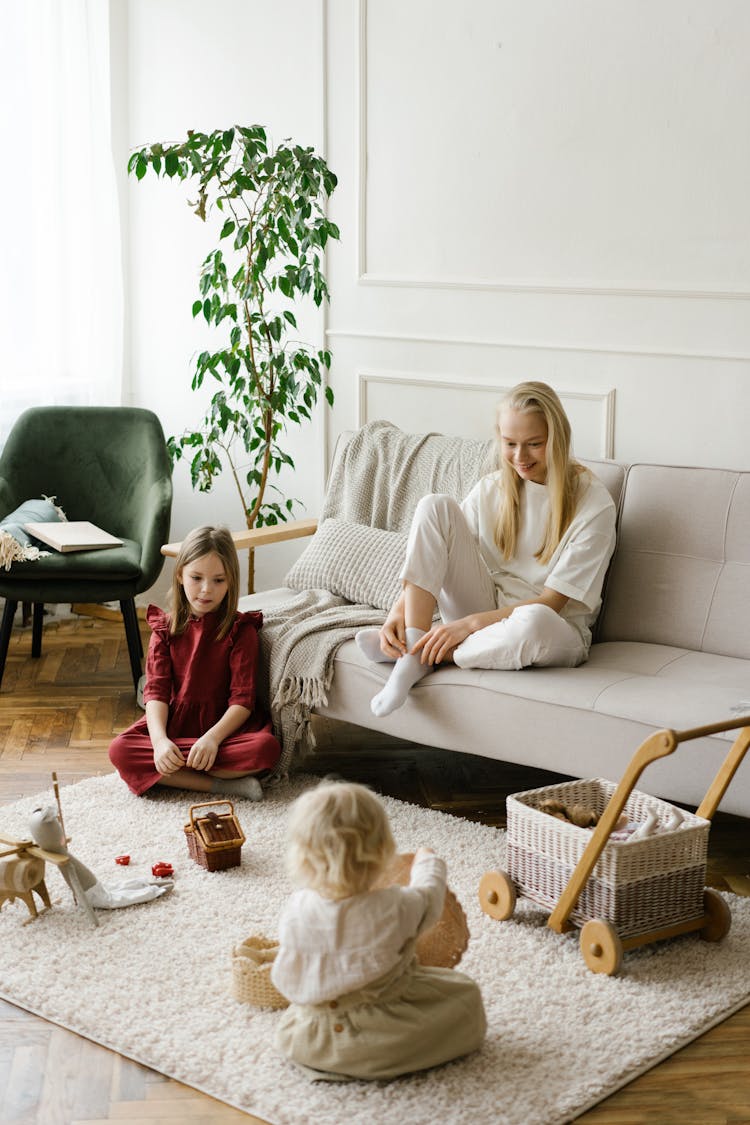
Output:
[247,546,255,596]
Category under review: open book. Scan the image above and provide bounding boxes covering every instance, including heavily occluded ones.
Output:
[24,521,123,553]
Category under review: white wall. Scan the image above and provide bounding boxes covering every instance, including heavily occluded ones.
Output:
[325,0,750,465]
[123,0,750,600]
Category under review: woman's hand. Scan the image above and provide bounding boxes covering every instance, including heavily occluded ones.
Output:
[186,734,219,772]
[153,739,185,776]
[379,596,407,658]
[414,846,436,862]
[411,617,475,665]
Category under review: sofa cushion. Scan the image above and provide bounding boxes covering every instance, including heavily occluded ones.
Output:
[284,519,407,610]
[316,637,750,817]
[597,464,750,659]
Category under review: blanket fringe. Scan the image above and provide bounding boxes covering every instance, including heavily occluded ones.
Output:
[0,531,48,572]
[272,675,329,714]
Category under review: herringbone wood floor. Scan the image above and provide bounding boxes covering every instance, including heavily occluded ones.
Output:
[0,611,748,1124]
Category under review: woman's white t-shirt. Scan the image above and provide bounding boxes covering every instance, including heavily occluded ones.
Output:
[460,470,617,647]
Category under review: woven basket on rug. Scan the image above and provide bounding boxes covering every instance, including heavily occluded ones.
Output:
[372,852,470,968]
[231,935,289,1010]
[506,778,710,940]
[184,801,246,872]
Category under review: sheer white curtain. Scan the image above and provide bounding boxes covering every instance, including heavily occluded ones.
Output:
[0,0,123,445]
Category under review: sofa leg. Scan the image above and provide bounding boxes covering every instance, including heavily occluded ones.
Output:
[120,599,143,691]
[0,600,19,689]
[31,603,44,658]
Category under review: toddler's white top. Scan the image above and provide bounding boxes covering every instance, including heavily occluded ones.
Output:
[460,469,617,647]
[271,852,446,1005]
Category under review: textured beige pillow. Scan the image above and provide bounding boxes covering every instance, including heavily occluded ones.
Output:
[284,518,406,610]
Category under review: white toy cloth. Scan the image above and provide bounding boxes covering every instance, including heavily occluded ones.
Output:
[85,877,172,909]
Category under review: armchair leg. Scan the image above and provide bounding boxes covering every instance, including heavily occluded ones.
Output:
[120,599,143,692]
[32,603,44,658]
[0,600,19,690]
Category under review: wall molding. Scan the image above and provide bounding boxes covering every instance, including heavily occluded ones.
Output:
[327,327,750,366]
[355,0,750,302]
[357,371,616,459]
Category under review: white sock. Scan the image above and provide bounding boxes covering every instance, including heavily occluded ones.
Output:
[210,775,264,801]
[355,628,397,664]
[370,628,432,718]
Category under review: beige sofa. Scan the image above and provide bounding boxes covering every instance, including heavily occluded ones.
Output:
[237,431,750,819]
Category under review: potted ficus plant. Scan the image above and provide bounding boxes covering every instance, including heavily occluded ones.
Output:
[128,125,339,591]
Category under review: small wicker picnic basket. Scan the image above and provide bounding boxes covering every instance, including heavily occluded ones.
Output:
[184,801,246,872]
[231,935,289,1009]
[506,778,709,940]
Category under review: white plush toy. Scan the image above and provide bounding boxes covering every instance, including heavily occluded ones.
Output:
[27,804,172,926]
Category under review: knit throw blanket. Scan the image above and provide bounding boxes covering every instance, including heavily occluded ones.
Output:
[259,420,493,774]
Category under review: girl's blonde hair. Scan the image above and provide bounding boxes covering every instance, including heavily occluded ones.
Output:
[285,782,396,900]
[494,381,585,564]
[171,525,240,640]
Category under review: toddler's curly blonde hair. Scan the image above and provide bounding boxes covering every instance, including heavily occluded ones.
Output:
[285,782,396,900]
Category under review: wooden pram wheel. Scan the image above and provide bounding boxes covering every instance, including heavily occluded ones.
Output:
[478,869,516,921]
[580,919,623,975]
[700,888,731,942]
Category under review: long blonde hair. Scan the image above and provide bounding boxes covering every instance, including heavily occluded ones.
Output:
[494,382,584,564]
[170,525,240,640]
[285,782,396,900]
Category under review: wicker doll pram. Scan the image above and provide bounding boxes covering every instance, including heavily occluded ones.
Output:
[479,717,750,974]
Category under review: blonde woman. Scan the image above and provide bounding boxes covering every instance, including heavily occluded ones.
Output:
[272,781,485,1080]
[109,525,280,798]
[357,381,617,716]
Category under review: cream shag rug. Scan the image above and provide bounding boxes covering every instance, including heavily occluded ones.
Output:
[0,773,749,1125]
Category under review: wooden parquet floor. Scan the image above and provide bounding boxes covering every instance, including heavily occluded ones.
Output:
[0,611,748,1124]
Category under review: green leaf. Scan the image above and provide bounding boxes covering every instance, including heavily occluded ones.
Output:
[220,219,235,240]
[192,299,202,318]
[325,387,334,406]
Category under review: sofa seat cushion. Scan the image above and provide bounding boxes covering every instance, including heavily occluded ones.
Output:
[240,588,750,817]
[319,639,750,817]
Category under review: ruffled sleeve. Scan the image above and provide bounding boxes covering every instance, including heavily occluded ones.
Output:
[226,611,262,710]
[143,605,173,705]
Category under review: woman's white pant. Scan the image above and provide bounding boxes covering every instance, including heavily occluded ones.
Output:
[399,493,586,671]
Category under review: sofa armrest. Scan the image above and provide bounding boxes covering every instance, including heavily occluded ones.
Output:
[160,518,318,558]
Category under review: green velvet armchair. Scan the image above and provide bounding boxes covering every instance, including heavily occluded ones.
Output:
[0,406,173,692]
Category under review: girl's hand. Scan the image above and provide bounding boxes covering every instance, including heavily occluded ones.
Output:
[154,739,184,776]
[411,618,474,665]
[186,734,219,772]
[380,599,407,658]
[414,846,435,862]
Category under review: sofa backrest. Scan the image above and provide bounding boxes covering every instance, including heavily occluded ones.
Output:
[579,458,627,508]
[597,463,750,659]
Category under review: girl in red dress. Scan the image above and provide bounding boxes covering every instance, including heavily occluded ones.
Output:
[109,526,280,800]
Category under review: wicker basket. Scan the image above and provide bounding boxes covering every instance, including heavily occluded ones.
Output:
[184,801,246,872]
[372,852,470,968]
[231,935,289,1009]
[506,779,710,940]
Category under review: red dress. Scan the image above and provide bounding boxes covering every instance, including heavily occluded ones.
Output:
[109,606,281,796]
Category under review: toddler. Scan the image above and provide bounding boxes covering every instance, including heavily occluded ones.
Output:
[271,781,486,1080]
